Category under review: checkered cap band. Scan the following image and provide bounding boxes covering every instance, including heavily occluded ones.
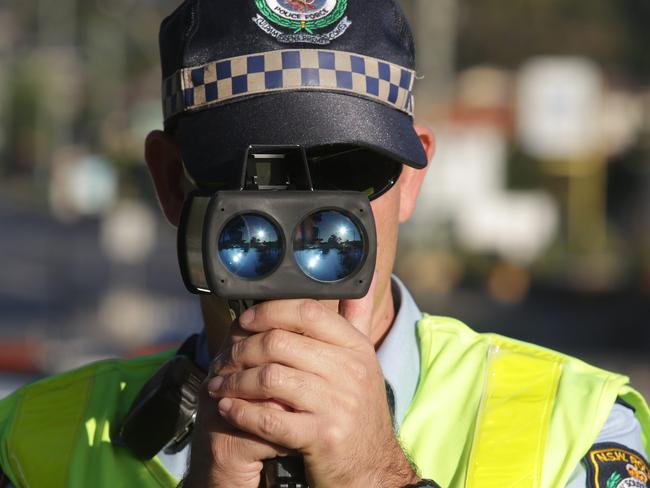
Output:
[162,49,416,121]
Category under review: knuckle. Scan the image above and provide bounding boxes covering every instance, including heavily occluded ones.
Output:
[347,358,370,382]
[231,402,247,426]
[292,374,308,394]
[262,329,288,356]
[299,299,323,324]
[259,364,283,391]
[211,431,238,467]
[338,391,361,413]
[211,441,227,468]
[259,411,283,437]
[228,340,244,365]
[221,374,237,394]
[321,425,346,449]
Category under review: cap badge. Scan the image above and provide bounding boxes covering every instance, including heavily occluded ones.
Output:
[252,0,351,45]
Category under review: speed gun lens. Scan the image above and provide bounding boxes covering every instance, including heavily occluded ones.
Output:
[218,214,283,279]
[293,210,364,282]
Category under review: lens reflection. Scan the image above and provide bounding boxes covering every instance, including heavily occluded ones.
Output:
[294,210,364,282]
[218,214,283,279]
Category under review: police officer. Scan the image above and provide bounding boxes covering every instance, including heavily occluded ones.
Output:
[1,1,649,487]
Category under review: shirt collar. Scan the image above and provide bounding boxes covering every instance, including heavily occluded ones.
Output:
[194,275,423,430]
[377,275,422,429]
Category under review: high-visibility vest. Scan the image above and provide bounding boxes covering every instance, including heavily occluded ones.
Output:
[1,316,649,487]
[399,316,650,487]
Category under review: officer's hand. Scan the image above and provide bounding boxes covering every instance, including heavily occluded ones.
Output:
[184,325,288,488]
[208,289,419,487]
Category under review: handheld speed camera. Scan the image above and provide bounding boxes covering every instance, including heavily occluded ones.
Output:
[177,145,377,300]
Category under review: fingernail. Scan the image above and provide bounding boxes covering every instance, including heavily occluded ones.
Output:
[239,307,255,326]
[208,376,224,394]
[218,398,233,415]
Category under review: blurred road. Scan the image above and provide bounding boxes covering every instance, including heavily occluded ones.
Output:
[0,196,201,363]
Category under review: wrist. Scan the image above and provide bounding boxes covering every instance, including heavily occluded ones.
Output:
[182,461,263,488]
[366,439,421,488]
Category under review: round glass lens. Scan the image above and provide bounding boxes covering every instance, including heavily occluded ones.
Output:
[218,214,283,279]
[293,210,365,282]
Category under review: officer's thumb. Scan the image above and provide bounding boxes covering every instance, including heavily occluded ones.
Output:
[339,272,378,339]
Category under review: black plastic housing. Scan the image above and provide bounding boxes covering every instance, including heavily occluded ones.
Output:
[178,190,376,300]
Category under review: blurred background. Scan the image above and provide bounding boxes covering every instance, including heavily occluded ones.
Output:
[0,0,648,398]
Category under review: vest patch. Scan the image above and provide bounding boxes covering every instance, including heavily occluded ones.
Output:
[585,442,650,488]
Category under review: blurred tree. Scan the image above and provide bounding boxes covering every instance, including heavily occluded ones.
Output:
[4,64,40,176]
[0,0,179,187]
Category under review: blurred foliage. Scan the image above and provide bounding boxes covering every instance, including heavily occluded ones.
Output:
[0,0,181,195]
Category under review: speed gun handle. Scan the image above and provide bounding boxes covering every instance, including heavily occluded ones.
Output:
[262,456,309,488]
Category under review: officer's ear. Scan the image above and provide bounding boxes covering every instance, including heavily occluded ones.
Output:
[144,130,190,227]
[398,124,435,223]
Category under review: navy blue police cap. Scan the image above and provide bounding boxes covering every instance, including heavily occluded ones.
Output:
[159,0,427,187]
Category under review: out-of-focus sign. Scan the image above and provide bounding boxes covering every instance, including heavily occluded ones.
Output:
[517,57,603,160]
[100,200,157,265]
[455,192,558,264]
[408,124,560,264]
[413,125,507,224]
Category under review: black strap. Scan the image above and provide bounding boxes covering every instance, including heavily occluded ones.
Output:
[0,466,10,488]
[385,380,396,427]
[615,397,636,413]
[116,335,207,459]
[404,480,440,488]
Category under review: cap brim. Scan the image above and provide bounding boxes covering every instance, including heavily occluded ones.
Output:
[175,91,427,187]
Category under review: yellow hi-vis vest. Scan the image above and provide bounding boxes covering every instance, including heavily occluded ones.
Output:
[1,316,649,488]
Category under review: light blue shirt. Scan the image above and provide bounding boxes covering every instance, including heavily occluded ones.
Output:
[157,276,647,486]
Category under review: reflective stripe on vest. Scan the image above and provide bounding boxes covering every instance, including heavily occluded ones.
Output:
[465,343,562,487]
